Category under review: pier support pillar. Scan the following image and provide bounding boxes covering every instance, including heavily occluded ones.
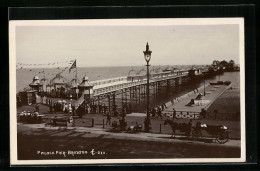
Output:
[112,93,116,115]
[108,94,111,114]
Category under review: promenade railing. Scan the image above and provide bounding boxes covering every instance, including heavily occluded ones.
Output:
[163,111,240,121]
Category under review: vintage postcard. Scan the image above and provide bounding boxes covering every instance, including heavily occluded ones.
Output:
[9,18,245,165]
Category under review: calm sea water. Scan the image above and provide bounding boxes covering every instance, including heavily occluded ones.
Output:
[16,66,240,112]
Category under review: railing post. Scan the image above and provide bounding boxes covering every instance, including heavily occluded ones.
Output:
[159,124,162,133]
[92,118,94,127]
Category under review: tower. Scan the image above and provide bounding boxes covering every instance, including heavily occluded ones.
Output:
[78,75,94,100]
[29,75,43,92]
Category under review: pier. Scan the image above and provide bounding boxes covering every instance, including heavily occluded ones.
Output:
[13,22,243,161]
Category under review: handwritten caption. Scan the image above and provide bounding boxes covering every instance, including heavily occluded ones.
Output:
[37,149,106,157]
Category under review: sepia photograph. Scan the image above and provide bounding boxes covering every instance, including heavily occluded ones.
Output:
[9,18,245,165]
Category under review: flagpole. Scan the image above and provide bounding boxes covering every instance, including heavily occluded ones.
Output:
[75,59,77,82]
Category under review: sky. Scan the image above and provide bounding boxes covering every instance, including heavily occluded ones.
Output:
[15,21,240,67]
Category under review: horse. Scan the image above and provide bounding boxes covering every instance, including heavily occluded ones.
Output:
[163,119,192,138]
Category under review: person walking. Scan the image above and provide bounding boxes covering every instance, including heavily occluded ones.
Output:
[156,107,163,119]
[35,103,40,113]
[68,102,72,115]
[172,108,178,121]
[106,113,111,125]
[72,105,76,116]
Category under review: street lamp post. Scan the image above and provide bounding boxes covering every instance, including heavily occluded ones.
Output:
[143,42,152,132]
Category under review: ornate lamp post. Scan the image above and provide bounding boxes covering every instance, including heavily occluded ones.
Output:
[143,42,152,132]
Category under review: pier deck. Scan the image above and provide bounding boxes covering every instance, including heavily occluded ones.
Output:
[163,84,230,113]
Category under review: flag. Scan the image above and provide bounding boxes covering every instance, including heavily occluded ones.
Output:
[69,60,76,73]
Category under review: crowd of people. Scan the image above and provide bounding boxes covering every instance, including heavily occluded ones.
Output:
[33,92,208,130]
[45,98,135,120]
[150,103,167,119]
[45,99,76,115]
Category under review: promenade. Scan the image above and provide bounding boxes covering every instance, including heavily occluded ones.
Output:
[17,123,240,159]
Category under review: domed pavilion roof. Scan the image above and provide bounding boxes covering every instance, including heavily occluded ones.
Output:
[50,73,68,85]
[29,75,43,87]
[78,75,93,88]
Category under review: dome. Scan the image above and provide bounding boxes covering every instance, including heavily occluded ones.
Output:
[50,74,68,85]
[29,75,43,88]
[83,76,89,81]
[33,75,39,81]
[78,75,93,88]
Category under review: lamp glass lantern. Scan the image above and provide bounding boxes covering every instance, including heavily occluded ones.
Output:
[144,54,151,63]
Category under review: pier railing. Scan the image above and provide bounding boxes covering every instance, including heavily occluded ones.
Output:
[163,111,240,121]
[93,72,189,96]
[163,111,200,119]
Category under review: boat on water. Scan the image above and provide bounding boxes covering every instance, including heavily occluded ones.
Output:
[209,81,231,86]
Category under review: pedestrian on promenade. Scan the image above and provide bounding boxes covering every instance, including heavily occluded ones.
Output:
[199,100,203,106]
[143,118,151,131]
[200,108,207,119]
[151,108,156,117]
[68,102,72,115]
[72,105,76,115]
[88,105,91,114]
[172,108,178,121]
[161,104,164,111]
[106,113,111,125]
[156,107,163,119]
[35,103,39,113]
[186,119,192,136]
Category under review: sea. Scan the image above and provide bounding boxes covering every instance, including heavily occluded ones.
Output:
[16,66,240,112]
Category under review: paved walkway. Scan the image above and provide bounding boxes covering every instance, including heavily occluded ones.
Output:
[18,123,240,148]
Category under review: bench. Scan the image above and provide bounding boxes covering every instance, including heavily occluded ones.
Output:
[127,124,143,132]
[112,120,127,131]
[50,116,74,127]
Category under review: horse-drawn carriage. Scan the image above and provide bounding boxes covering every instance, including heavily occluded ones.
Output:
[192,122,229,144]
[164,119,229,144]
